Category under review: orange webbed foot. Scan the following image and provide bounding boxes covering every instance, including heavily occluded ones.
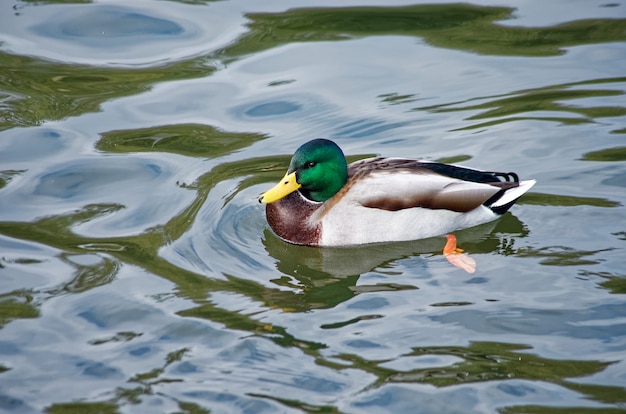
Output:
[443,234,476,273]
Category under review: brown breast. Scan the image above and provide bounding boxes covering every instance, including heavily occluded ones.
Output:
[265,191,322,246]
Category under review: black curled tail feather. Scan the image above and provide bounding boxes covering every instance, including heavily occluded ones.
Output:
[486,171,520,183]
[485,179,536,215]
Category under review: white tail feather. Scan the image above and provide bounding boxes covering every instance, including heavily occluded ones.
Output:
[491,179,536,208]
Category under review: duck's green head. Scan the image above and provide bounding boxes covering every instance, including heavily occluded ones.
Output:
[259,138,348,204]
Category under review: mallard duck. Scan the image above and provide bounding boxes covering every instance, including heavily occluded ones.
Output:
[259,138,535,248]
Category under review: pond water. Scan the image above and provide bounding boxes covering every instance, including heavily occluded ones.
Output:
[1,0,626,413]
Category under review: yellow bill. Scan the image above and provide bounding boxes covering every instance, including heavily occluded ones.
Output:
[259,171,301,204]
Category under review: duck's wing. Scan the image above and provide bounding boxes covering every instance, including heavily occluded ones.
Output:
[346,157,526,213]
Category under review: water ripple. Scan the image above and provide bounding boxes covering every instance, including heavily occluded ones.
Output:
[0,3,245,66]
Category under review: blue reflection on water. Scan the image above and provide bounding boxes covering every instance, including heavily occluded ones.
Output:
[431,303,626,340]
[245,101,302,117]
[78,361,122,379]
[347,296,390,310]
[32,6,186,47]
[182,391,278,414]
[497,382,537,397]
[129,346,152,357]
[172,361,199,374]
[35,160,161,199]
[346,339,385,349]
[0,394,27,412]
[0,128,69,163]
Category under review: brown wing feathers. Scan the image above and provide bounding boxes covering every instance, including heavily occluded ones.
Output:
[352,158,519,213]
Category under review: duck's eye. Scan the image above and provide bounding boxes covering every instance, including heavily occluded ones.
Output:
[307,161,316,168]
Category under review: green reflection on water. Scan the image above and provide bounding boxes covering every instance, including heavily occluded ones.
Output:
[229,5,626,58]
[89,331,143,346]
[0,290,39,328]
[582,146,626,162]
[0,51,213,130]
[97,124,267,158]
[320,341,624,408]
[600,276,626,295]
[435,154,473,164]
[21,0,221,3]
[3,4,625,131]
[521,192,621,208]
[582,270,626,295]
[517,245,613,266]
[20,0,92,4]
[59,254,120,294]
[248,393,340,414]
[45,401,119,414]
[415,77,626,129]
[502,406,626,414]
[129,347,188,384]
[0,170,24,189]
[175,401,211,414]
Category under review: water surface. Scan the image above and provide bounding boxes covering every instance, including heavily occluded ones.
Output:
[0,0,625,413]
